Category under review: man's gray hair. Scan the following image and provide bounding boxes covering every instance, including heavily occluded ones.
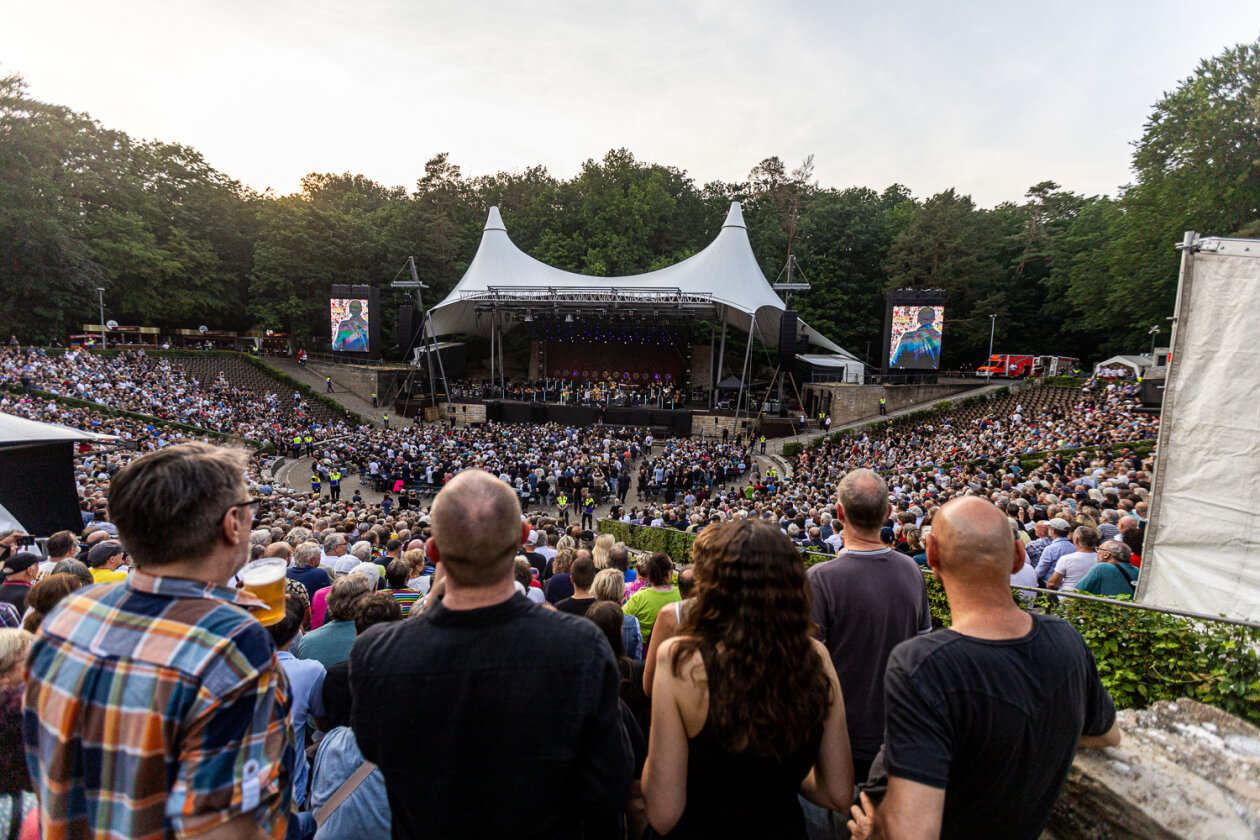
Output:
[285,527,313,548]
[293,542,322,569]
[350,541,373,562]
[250,529,271,547]
[1099,540,1132,565]
[323,533,346,554]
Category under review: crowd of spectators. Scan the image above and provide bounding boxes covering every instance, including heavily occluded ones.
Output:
[0,346,1165,836]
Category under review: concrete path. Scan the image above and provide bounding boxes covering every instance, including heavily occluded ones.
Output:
[267,357,385,427]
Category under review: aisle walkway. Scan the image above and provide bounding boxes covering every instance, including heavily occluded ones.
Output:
[267,357,383,427]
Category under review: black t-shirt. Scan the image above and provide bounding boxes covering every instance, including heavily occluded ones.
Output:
[350,594,632,839]
[883,613,1116,840]
[556,596,597,617]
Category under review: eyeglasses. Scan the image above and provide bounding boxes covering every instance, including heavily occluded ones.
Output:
[226,500,261,519]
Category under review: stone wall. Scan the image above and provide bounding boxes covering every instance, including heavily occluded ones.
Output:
[802,383,977,426]
[447,402,487,427]
[1047,699,1260,839]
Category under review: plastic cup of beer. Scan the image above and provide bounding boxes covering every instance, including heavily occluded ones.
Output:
[240,557,287,626]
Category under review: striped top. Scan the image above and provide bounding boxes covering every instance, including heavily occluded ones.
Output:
[390,588,421,618]
[24,569,294,840]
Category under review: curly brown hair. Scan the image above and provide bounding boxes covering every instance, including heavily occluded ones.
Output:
[671,519,831,761]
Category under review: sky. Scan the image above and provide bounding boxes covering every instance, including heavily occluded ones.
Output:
[4,1,1260,207]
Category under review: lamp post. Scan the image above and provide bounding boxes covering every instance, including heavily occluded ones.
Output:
[986,314,996,381]
[1148,325,1160,359]
[96,288,106,350]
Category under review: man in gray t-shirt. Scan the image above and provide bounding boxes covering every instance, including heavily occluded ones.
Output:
[808,469,931,783]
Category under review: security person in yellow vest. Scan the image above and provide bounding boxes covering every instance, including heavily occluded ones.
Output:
[329,469,342,501]
[879,397,887,415]
[383,414,390,430]
[581,493,596,529]
[326,376,333,393]
[310,472,321,497]
[291,435,302,457]
[304,434,314,456]
[759,435,767,455]
[556,493,570,525]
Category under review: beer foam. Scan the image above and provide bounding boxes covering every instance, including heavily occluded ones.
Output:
[241,566,285,587]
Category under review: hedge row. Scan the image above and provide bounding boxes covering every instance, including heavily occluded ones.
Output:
[600,520,1260,725]
[239,354,366,426]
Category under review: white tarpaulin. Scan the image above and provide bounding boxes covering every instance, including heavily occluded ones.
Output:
[1138,235,1260,621]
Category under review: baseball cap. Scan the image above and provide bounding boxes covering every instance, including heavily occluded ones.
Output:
[334,556,360,577]
[1048,518,1070,532]
[880,527,896,542]
[0,551,39,577]
[87,541,125,568]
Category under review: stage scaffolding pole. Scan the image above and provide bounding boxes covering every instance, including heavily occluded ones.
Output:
[426,312,450,406]
[488,318,495,393]
[715,307,728,406]
[708,320,716,409]
[733,320,755,434]
[497,312,506,395]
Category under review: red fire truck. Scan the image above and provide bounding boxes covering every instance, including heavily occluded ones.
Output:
[976,354,1080,378]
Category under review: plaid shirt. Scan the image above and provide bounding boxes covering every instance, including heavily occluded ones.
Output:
[24,570,293,840]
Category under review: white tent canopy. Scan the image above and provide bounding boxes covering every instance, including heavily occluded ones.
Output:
[1094,355,1153,376]
[428,202,848,355]
[0,412,114,445]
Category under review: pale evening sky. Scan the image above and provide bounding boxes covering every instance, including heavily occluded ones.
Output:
[4,1,1259,207]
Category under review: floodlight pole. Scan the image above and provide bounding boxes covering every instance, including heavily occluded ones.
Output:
[1148,325,1160,359]
[96,288,106,350]
[986,314,996,381]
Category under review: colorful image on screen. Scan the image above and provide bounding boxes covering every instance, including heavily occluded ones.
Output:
[889,305,944,369]
[330,298,370,352]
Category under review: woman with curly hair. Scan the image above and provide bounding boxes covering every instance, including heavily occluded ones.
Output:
[643,519,853,838]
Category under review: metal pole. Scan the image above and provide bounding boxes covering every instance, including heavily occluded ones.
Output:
[96,288,106,349]
[986,314,996,381]
[733,321,755,429]
[707,319,716,410]
[716,307,728,397]
[489,320,496,390]
[498,315,506,395]
[427,312,450,401]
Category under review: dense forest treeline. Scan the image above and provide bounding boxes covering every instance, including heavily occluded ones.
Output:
[2,41,1258,367]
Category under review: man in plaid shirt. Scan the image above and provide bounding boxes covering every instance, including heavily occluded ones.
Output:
[24,442,294,840]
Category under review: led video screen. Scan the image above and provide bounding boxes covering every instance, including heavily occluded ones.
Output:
[330,298,370,352]
[889,305,944,369]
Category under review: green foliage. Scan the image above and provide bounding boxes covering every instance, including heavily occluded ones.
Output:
[1043,375,1084,387]
[781,441,804,458]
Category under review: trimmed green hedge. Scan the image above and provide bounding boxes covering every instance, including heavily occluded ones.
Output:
[240,355,366,425]
[1043,375,1085,387]
[781,442,804,458]
[601,521,1260,725]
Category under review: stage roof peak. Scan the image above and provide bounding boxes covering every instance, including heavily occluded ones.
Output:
[429,203,852,358]
[484,206,506,232]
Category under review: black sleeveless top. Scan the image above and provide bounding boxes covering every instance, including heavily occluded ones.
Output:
[666,646,824,839]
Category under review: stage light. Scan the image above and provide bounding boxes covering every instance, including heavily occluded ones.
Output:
[524,311,533,323]
[565,314,574,323]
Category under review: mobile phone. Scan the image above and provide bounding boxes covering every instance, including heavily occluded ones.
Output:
[17,535,36,547]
